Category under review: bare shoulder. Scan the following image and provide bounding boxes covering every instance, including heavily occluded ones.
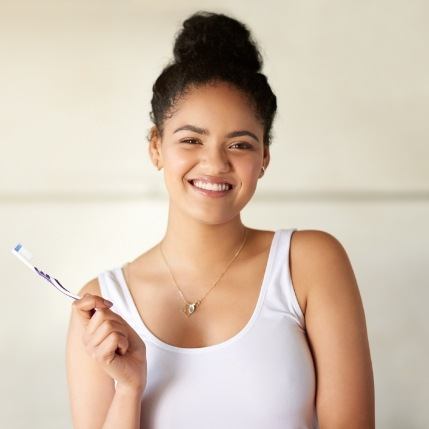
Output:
[291,229,375,428]
[289,229,348,315]
[290,228,347,263]
[290,228,362,314]
[289,227,364,328]
[77,276,102,298]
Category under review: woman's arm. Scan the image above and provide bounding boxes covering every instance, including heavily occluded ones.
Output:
[101,385,143,429]
[291,230,375,429]
[66,279,144,429]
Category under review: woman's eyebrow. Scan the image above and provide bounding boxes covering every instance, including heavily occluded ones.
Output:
[173,124,260,143]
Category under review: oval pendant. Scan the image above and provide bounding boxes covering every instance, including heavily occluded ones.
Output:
[183,301,199,317]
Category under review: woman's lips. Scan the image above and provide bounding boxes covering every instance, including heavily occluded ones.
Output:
[187,180,233,198]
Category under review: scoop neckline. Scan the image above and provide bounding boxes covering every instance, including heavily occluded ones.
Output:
[116,229,281,354]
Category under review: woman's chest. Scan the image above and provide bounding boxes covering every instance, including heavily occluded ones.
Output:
[125,244,272,348]
[141,315,317,428]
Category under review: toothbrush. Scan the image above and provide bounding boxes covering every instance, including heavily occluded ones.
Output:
[11,243,80,301]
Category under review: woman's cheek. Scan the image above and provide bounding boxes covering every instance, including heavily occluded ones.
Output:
[241,162,261,184]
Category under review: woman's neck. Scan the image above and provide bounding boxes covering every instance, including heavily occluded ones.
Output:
[159,211,249,274]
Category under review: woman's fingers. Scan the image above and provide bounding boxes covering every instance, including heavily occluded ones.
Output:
[71,293,147,389]
[79,302,132,362]
[85,307,114,336]
[85,307,129,338]
[72,293,113,321]
[85,319,128,352]
[92,331,129,365]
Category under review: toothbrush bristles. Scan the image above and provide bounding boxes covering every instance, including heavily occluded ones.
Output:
[14,243,33,261]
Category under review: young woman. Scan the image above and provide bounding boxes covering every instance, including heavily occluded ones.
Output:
[66,11,375,429]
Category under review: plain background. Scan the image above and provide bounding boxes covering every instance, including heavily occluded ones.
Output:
[1,1,428,428]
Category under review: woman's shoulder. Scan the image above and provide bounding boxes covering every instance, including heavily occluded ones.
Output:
[289,228,353,313]
[253,227,344,245]
[291,228,350,266]
[291,228,359,313]
[254,227,346,258]
[77,277,102,299]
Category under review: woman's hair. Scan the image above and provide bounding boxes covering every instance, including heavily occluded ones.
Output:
[149,11,277,146]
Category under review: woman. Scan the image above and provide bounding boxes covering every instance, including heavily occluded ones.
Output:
[66,11,375,429]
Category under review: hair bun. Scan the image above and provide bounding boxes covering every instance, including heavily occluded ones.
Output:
[173,11,262,73]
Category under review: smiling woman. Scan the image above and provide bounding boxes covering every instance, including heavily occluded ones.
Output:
[66,10,374,429]
[149,81,269,223]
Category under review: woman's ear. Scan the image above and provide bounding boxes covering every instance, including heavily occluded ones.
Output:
[148,126,163,170]
[260,145,270,177]
[264,145,270,170]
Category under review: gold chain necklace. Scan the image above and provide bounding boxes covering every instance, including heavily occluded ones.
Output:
[159,227,248,317]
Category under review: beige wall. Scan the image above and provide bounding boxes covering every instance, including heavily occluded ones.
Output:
[1,1,428,428]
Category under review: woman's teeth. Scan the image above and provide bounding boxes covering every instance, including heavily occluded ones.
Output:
[192,180,231,192]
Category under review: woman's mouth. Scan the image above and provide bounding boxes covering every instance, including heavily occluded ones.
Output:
[187,179,234,198]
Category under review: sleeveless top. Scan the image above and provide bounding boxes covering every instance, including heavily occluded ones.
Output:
[98,228,319,428]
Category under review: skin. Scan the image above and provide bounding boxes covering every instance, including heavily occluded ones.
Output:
[66,80,375,428]
[148,80,270,274]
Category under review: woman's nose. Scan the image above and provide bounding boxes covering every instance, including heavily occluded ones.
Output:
[200,146,231,171]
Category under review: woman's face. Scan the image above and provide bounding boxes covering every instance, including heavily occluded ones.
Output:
[149,81,270,225]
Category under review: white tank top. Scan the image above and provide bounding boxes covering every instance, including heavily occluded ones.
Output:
[98,228,319,428]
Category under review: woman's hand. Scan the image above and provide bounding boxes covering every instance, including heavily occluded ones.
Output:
[71,293,147,393]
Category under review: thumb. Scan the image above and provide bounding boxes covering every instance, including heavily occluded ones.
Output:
[72,293,114,320]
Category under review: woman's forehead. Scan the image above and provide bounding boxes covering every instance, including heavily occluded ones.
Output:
[164,82,262,134]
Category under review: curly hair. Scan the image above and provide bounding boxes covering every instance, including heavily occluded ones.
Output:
[148,11,277,146]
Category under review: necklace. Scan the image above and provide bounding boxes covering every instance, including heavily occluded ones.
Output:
[159,227,248,317]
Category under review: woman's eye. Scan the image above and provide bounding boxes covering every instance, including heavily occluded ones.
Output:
[181,138,200,144]
[179,139,252,149]
[230,143,252,149]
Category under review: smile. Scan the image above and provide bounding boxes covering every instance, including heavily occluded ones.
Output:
[187,179,234,198]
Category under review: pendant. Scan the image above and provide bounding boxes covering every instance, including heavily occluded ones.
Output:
[183,300,201,317]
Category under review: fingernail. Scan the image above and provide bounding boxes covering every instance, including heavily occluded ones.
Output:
[103,299,113,307]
